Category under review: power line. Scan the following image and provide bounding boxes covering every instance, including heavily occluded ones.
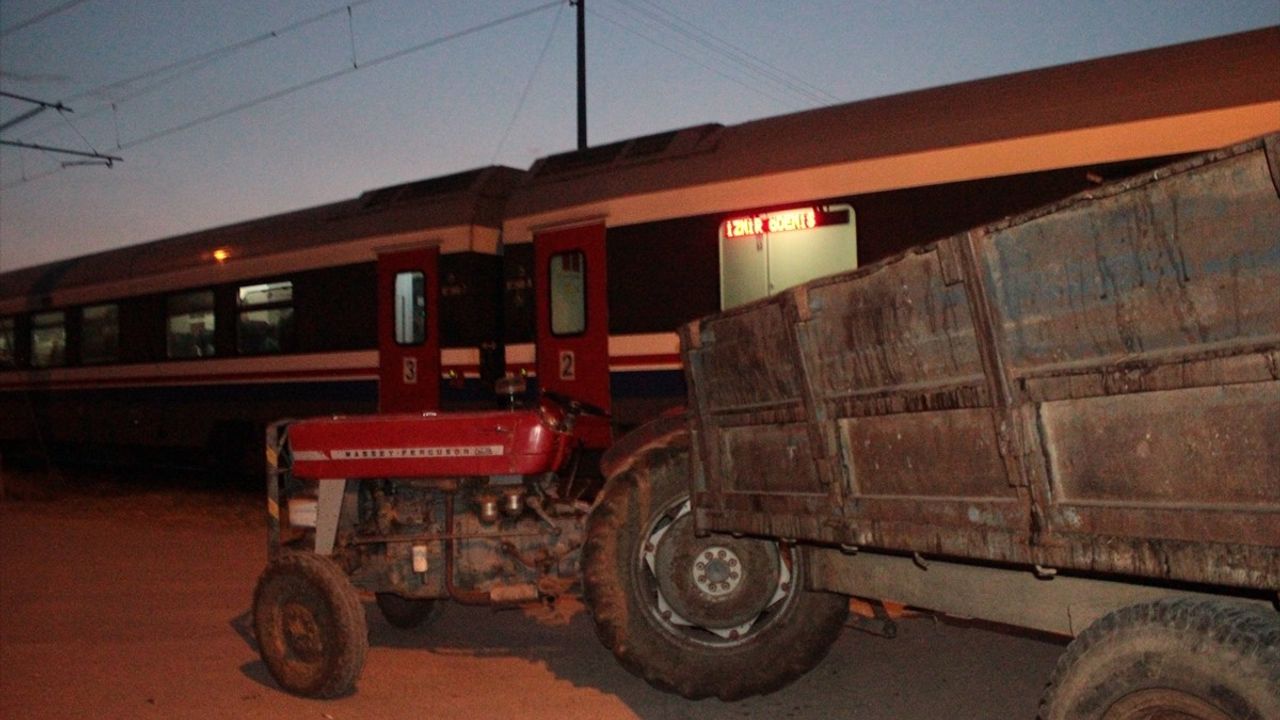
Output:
[586,4,803,110]
[3,2,562,191]
[0,0,93,38]
[624,0,840,104]
[12,1,381,142]
[600,0,835,107]
[120,1,561,150]
[0,91,120,167]
[492,1,568,163]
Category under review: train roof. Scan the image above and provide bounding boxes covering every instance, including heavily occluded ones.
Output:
[505,25,1280,222]
[3,26,1277,304]
[0,165,524,303]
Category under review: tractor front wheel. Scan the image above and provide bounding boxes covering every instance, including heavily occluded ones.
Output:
[253,551,368,698]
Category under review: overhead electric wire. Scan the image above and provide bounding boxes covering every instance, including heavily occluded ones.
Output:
[119,1,560,150]
[11,0,381,142]
[0,0,92,38]
[624,0,841,104]
[491,0,567,163]
[57,107,99,155]
[600,0,834,107]
[585,3,804,110]
[2,1,562,190]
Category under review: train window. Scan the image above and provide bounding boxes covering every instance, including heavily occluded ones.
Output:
[719,204,857,309]
[167,290,216,358]
[549,250,586,336]
[0,316,15,368]
[30,311,67,368]
[393,271,426,345]
[81,304,120,364]
[237,281,294,354]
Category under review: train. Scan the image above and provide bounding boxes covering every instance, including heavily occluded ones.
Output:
[2,26,1278,482]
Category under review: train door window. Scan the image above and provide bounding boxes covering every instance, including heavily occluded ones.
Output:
[549,250,586,336]
[167,290,216,358]
[30,311,67,368]
[237,281,294,354]
[719,204,857,309]
[80,304,119,364]
[393,271,426,345]
[0,316,15,368]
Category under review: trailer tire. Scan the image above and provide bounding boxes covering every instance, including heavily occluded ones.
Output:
[375,592,440,629]
[583,446,847,701]
[253,551,368,698]
[1039,598,1280,720]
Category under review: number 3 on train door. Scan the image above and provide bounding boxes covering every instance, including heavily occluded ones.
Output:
[535,222,610,445]
[377,245,441,413]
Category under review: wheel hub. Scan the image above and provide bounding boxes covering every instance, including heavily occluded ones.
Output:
[282,602,323,661]
[1103,688,1233,720]
[693,547,742,596]
[646,503,783,631]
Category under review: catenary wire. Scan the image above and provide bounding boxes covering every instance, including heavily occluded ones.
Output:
[118,1,560,150]
[1,0,564,189]
[622,0,840,104]
[10,0,382,142]
[585,3,805,110]
[491,1,567,163]
[0,0,93,38]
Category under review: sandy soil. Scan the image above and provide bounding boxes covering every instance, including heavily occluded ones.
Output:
[0,472,1065,719]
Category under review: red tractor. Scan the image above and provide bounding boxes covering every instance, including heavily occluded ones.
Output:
[251,381,844,700]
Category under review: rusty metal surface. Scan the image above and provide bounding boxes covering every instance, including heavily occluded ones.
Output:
[683,134,1280,591]
[982,150,1280,374]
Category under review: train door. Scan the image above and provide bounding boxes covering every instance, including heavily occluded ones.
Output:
[534,222,611,446]
[377,246,441,413]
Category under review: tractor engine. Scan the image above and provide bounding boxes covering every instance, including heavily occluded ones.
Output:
[337,476,588,604]
[277,470,591,606]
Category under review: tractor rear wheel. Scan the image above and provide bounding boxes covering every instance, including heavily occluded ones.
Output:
[583,446,847,700]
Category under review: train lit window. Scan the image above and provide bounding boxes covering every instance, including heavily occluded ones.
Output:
[0,316,15,368]
[719,204,857,309]
[167,290,216,359]
[549,250,586,336]
[31,311,67,368]
[81,304,119,364]
[394,271,426,345]
[237,281,294,355]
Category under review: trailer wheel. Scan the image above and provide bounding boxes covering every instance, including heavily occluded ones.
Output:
[583,447,847,700]
[375,592,440,629]
[1039,598,1280,720]
[253,551,368,698]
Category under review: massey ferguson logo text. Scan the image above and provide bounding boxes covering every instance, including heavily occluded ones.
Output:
[331,446,504,460]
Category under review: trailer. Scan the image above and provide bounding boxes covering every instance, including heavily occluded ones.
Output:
[583,134,1280,716]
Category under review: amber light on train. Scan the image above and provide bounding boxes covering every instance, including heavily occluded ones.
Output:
[722,207,820,238]
[212,248,231,263]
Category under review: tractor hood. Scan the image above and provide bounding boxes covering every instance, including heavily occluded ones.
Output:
[286,410,572,479]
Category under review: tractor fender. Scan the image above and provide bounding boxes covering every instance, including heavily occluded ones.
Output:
[599,408,689,484]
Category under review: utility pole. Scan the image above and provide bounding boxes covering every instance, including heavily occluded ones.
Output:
[574,0,586,150]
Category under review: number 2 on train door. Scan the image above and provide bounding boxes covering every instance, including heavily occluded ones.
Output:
[559,350,575,380]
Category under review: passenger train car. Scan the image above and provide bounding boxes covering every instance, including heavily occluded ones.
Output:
[2,27,1277,480]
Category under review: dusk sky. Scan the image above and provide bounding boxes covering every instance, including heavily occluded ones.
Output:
[1,0,1276,273]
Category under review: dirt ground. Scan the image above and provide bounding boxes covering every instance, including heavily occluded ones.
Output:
[0,469,1066,719]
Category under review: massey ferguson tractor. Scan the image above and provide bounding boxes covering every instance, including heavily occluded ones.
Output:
[252,381,839,700]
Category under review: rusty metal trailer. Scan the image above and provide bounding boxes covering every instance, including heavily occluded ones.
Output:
[584,134,1280,716]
